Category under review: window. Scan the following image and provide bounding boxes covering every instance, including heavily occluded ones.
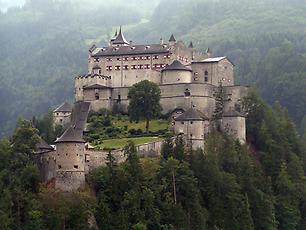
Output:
[58,165,62,169]
[131,65,137,70]
[95,93,99,100]
[60,119,63,123]
[184,90,191,97]
[117,57,121,61]
[131,57,137,60]
[153,55,159,60]
[107,58,112,61]
[138,65,144,69]
[117,95,121,103]
[115,66,121,71]
[190,121,193,124]
[123,57,129,61]
[181,122,184,125]
[74,165,78,169]
[94,58,100,62]
[106,66,112,71]
[123,65,129,70]
[205,70,208,76]
[204,76,208,82]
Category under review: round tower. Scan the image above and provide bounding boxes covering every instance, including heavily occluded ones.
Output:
[54,126,86,192]
[161,60,192,84]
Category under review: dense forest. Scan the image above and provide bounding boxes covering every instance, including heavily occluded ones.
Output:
[0,91,305,229]
[0,0,306,135]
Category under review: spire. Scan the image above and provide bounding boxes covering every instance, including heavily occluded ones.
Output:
[114,29,118,37]
[188,41,194,48]
[111,26,129,46]
[169,34,176,42]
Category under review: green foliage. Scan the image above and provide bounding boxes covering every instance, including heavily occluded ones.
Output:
[128,80,162,133]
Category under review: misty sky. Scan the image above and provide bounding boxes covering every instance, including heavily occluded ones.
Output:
[0,0,25,11]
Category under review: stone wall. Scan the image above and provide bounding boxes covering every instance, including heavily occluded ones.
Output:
[55,171,86,192]
[38,150,56,181]
[161,70,192,85]
[221,116,246,143]
[53,111,71,127]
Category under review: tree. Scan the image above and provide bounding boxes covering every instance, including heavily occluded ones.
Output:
[212,82,225,130]
[128,80,162,133]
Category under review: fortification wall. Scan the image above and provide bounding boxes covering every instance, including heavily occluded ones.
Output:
[84,140,163,173]
[55,171,85,192]
[222,116,246,144]
[38,150,56,181]
[224,85,249,111]
[75,75,112,101]
[161,70,192,84]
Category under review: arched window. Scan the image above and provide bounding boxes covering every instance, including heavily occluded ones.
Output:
[95,93,99,100]
[184,89,191,97]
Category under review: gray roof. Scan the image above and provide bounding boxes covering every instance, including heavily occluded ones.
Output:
[223,109,245,117]
[192,56,234,66]
[162,60,192,72]
[54,102,72,113]
[83,84,111,90]
[92,43,170,57]
[70,101,91,136]
[169,34,176,42]
[37,138,54,150]
[112,27,129,45]
[55,126,85,143]
[188,41,194,48]
[175,108,209,121]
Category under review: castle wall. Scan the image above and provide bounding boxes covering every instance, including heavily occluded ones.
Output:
[224,85,249,111]
[55,171,85,192]
[38,150,56,181]
[53,112,71,126]
[191,59,234,86]
[221,116,246,144]
[75,75,112,101]
[55,142,86,191]
[161,70,192,84]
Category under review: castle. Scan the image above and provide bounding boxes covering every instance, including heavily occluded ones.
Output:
[41,28,248,191]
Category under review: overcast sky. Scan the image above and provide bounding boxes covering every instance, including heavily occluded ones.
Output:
[0,0,25,11]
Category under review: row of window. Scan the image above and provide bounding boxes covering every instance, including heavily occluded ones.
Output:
[104,55,171,62]
[106,64,167,71]
[178,56,188,62]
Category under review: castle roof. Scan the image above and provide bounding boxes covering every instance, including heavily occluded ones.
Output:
[162,60,192,72]
[92,43,170,57]
[55,126,86,144]
[71,101,91,136]
[223,109,245,118]
[188,41,194,48]
[192,56,234,66]
[37,137,54,151]
[83,84,111,90]
[169,34,176,42]
[54,102,72,113]
[111,26,129,45]
[175,108,209,121]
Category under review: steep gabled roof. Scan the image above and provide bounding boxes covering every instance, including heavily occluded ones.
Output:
[83,84,111,90]
[162,60,192,72]
[223,109,245,117]
[169,34,176,42]
[188,41,194,48]
[54,102,72,113]
[55,126,85,143]
[175,108,209,121]
[112,26,129,45]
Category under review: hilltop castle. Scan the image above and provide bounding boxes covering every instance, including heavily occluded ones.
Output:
[43,28,248,191]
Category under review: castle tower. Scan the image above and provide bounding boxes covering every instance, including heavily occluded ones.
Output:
[169,34,176,45]
[110,26,129,47]
[54,126,86,192]
[161,60,192,84]
[173,108,210,149]
[53,102,72,127]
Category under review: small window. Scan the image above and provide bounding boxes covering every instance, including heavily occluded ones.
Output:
[95,93,99,100]
[74,165,78,169]
[60,119,63,122]
[190,121,193,124]
[58,165,62,169]
[117,95,121,103]
[181,122,184,125]
[184,89,191,97]
[205,70,208,75]
[204,76,208,82]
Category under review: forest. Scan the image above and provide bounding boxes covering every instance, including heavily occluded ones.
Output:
[0,0,306,135]
[0,91,305,229]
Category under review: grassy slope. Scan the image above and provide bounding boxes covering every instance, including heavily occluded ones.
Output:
[95,136,163,150]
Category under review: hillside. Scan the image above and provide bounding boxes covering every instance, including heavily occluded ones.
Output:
[1,0,306,135]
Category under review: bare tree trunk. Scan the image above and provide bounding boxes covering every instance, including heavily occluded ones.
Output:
[145,118,150,133]
[172,170,177,204]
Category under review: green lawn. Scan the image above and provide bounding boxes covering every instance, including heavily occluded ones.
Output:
[113,117,168,132]
[95,136,163,150]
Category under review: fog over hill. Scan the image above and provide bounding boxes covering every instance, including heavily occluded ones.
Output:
[0,0,306,136]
